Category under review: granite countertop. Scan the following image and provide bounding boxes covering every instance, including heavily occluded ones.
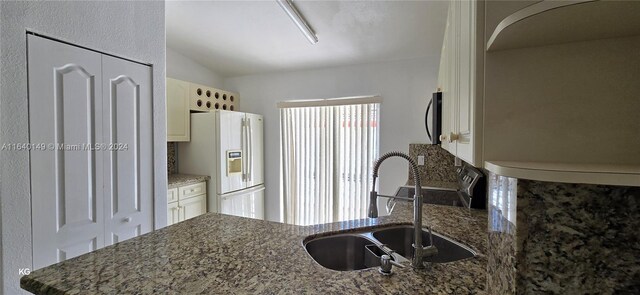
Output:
[21,202,488,294]
[168,173,210,189]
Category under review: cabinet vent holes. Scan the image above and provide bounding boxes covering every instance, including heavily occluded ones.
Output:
[196,100,203,107]
[215,92,219,99]
[230,96,234,102]
[206,101,211,109]
[215,103,220,109]
[196,88,202,96]
[222,104,227,110]
[230,105,234,111]
[206,90,211,97]
[223,94,227,100]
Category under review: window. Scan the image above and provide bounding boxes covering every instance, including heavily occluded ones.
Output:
[279,96,380,225]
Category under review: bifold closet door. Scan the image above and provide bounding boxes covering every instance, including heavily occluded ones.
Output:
[29,35,154,269]
[101,55,153,245]
[28,35,106,269]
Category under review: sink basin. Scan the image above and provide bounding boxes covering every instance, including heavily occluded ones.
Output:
[304,234,380,271]
[304,225,475,271]
[372,225,476,263]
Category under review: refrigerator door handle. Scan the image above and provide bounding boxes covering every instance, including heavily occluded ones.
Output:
[241,118,247,181]
[247,117,253,182]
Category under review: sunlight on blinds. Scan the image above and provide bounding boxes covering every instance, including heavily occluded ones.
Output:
[280,103,380,226]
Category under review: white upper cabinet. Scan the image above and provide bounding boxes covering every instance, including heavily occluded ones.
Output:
[167,78,191,142]
[438,0,484,167]
[486,0,640,51]
[28,35,154,269]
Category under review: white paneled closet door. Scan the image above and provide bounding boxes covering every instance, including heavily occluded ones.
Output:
[101,55,153,246]
[28,35,154,269]
[28,35,106,269]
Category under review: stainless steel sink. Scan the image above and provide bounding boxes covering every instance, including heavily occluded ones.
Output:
[372,225,476,263]
[304,234,380,271]
[304,225,476,271]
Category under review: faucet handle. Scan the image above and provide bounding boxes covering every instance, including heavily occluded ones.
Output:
[379,255,393,275]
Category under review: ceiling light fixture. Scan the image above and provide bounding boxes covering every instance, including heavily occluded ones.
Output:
[276,0,318,44]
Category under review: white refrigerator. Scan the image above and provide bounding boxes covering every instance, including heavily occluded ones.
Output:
[178,111,264,219]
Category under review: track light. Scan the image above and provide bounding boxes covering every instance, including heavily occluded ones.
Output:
[276,0,318,44]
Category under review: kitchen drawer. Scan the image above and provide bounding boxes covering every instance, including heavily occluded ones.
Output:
[179,182,206,199]
[167,188,179,203]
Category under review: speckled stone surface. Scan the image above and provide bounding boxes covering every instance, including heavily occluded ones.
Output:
[486,173,517,295]
[21,203,488,294]
[486,172,640,294]
[406,144,457,189]
[168,173,210,189]
[167,142,177,174]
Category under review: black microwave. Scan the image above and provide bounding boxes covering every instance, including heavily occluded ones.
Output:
[425,92,443,145]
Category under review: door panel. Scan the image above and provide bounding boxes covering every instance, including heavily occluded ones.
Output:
[102,55,153,246]
[245,113,264,187]
[217,111,245,193]
[57,238,98,261]
[28,35,105,269]
[110,225,141,244]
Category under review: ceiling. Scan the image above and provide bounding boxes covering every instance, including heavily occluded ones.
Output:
[166,0,448,77]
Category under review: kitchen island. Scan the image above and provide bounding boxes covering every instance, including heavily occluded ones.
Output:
[21,202,487,294]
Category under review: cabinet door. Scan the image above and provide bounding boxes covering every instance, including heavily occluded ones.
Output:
[167,202,180,226]
[102,55,154,246]
[167,78,190,142]
[179,195,206,221]
[440,2,456,154]
[28,35,106,270]
[455,0,477,164]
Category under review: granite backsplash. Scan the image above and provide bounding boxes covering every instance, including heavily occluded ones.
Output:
[406,144,458,187]
[168,142,177,175]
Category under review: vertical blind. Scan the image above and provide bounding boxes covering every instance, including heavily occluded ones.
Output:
[280,101,380,226]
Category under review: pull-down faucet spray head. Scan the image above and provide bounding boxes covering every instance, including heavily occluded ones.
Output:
[368,190,379,218]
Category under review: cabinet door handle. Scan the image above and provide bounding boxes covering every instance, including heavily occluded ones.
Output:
[123,217,132,223]
[449,132,459,143]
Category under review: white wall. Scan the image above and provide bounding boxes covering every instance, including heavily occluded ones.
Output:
[0,2,165,293]
[167,46,224,87]
[224,57,438,222]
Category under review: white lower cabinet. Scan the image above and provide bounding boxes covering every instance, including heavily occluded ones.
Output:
[180,195,206,221]
[167,201,181,225]
[167,182,207,226]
